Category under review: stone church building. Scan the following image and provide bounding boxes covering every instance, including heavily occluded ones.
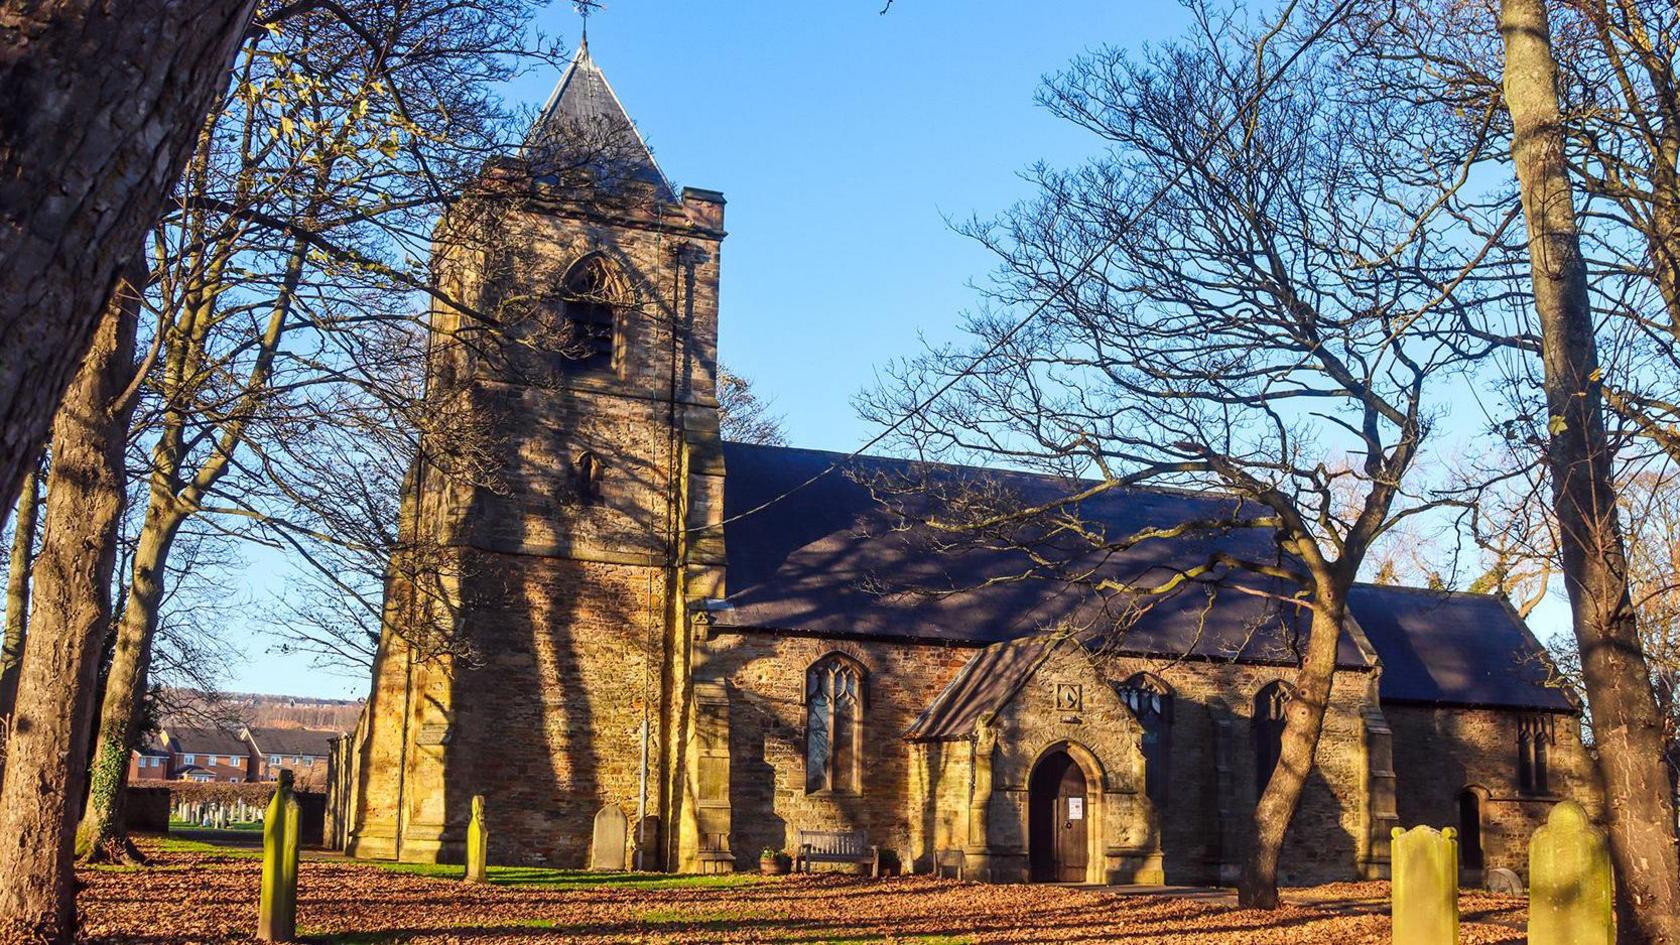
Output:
[343,43,1600,886]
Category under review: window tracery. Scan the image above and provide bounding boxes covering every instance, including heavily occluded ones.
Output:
[805,654,864,794]
[1117,673,1173,804]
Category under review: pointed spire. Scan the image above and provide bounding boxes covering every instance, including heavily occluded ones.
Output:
[523,39,674,201]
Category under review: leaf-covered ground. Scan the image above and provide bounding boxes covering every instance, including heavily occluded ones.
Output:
[80,841,1529,944]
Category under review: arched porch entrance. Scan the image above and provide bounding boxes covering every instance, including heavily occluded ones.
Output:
[1028,748,1092,882]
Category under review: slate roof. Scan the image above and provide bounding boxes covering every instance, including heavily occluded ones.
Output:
[244,727,338,758]
[1348,584,1574,711]
[715,442,1574,714]
[716,442,1366,667]
[523,39,674,201]
[903,636,1058,741]
[162,727,249,756]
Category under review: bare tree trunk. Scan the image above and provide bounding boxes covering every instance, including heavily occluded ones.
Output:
[0,277,140,945]
[1239,596,1345,908]
[0,0,253,524]
[74,504,178,864]
[1500,1,1680,940]
[0,461,42,722]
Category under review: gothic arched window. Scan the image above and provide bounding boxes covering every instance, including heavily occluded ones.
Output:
[805,654,864,794]
[557,255,621,372]
[1117,673,1173,804]
[1253,681,1293,796]
[1517,714,1554,795]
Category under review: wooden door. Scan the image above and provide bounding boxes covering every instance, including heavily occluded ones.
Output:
[1056,761,1088,882]
[1029,750,1089,883]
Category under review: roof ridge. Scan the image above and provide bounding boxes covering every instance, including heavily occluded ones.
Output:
[1352,581,1504,600]
[722,439,1239,505]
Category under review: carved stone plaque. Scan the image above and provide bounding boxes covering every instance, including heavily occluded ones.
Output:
[1054,683,1084,712]
[415,723,451,746]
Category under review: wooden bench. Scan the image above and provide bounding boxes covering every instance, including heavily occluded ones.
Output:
[794,829,880,877]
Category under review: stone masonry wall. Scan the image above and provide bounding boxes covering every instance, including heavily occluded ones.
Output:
[696,627,1379,886]
[1387,704,1601,878]
[694,630,976,870]
[1030,653,1376,887]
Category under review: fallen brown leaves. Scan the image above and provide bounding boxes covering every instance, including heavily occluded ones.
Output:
[79,845,1529,944]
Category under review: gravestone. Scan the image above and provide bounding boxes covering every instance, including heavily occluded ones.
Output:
[589,805,628,871]
[1484,867,1523,895]
[1391,825,1458,945]
[1529,801,1613,945]
[464,795,489,883]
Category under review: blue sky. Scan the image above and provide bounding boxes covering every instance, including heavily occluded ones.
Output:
[225,1,1194,698]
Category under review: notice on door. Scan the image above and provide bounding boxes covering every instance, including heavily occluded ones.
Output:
[1067,797,1084,820]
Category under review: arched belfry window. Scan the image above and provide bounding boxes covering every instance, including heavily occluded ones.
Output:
[1253,681,1294,796]
[1117,673,1173,804]
[557,255,622,372]
[805,654,864,794]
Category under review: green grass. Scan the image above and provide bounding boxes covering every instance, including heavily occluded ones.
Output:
[371,860,763,891]
[155,836,263,859]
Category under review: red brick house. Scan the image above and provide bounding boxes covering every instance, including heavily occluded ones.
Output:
[158,727,256,782]
[243,726,337,791]
[127,741,171,782]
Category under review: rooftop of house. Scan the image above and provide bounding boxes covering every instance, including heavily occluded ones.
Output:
[243,726,338,758]
[160,727,250,757]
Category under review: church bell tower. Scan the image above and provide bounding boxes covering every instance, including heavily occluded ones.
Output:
[347,38,728,868]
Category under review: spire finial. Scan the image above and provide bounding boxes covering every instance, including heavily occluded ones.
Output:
[574,0,602,50]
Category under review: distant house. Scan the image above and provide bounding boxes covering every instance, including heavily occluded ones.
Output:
[242,726,337,790]
[158,727,256,783]
[127,741,171,782]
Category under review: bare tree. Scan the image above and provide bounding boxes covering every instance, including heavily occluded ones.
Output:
[0,273,142,945]
[862,0,1492,906]
[73,0,556,862]
[1498,1,1680,937]
[1542,472,1680,787]
[1540,1,1680,472]
[0,0,254,522]
[719,364,789,446]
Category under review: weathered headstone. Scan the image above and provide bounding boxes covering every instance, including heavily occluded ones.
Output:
[1391,825,1458,945]
[589,804,628,871]
[464,794,489,883]
[1484,867,1523,895]
[1529,801,1613,945]
[259,772,300,942]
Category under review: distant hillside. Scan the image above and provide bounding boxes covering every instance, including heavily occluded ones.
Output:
[159,688,363,734]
